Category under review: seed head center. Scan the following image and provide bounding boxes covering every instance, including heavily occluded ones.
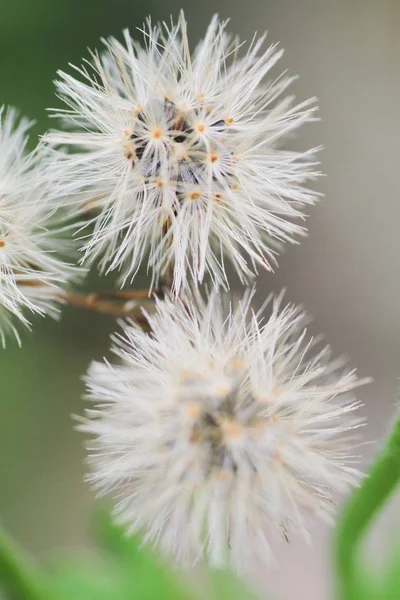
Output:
[151,127,163,140]
[189,191,201,201]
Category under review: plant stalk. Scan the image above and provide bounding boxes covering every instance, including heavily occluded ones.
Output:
[58,290,156,329]
[0,526,47,600]
[334,412,400,599]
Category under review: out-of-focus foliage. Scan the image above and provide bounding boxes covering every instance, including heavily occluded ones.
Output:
[366,546,400,600]
[0,0,162,150]
[208,570,261,600]
[334,411,400,600]
[380,546,400,600]
[0,509,264,600]
[339,547,400,600]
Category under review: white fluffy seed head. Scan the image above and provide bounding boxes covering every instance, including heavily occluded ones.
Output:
[0,106,36,197]
[0,106,81,346]
[46,13,320,293]
[81,289,369,570]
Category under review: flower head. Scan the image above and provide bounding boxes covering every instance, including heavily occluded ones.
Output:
[0,106,36,196]
[81,290,368,569]
[0,107,81,346]
[47,13,319,293]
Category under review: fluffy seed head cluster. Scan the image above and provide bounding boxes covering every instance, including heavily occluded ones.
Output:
[47,13,319,292]
[82,290,367,568]
[0,11,369,577]
[0,107,79,345]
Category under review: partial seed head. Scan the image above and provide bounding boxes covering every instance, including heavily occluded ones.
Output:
[81,290,368,569]
[45,13,320,293]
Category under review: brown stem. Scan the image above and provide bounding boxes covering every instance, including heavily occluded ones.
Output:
[94,289,160,301]
[58,291,152,329]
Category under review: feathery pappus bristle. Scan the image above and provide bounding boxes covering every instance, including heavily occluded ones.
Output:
[81,289,369,569]
[0,106,82,346]
[46,12,320,293]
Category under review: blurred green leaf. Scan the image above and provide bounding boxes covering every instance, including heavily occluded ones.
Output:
[47,559,127,600]
[334,413,400,600]
[335,544,400,600]
[209,569,262,600]
[93,507,265,600]
[47,549,193,600]
[1,506,267,600]
[92,507,194,600]
[0,525,50,600]
[381,545,400,600]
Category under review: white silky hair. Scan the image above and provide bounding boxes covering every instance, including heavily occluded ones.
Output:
[81,289,369,570]
[45,12,320,293]
[0,107,82,345]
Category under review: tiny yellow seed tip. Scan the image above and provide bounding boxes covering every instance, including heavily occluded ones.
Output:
[152,127,163,139]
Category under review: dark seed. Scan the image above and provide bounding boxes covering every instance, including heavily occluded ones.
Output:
[202,412,219,428]
[135,144,146,161]
[126,152,135,167]
[180,119,191,132]
[164,98,176,117]
[212,120,225,130]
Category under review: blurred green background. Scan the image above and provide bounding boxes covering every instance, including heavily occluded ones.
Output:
[1,1,400,599]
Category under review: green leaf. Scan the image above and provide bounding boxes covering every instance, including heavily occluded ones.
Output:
[334,412,400,600]
[47,559,127,600]
[381,545,400,600]
[93,506,194,600]
[208,569,262,600]
[0,526,49,600]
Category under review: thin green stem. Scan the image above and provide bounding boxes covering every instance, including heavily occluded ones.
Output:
[334,413,400,599]
[0,526,47,600]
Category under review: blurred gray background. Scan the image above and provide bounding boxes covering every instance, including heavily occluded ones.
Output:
[1,1,399,599]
